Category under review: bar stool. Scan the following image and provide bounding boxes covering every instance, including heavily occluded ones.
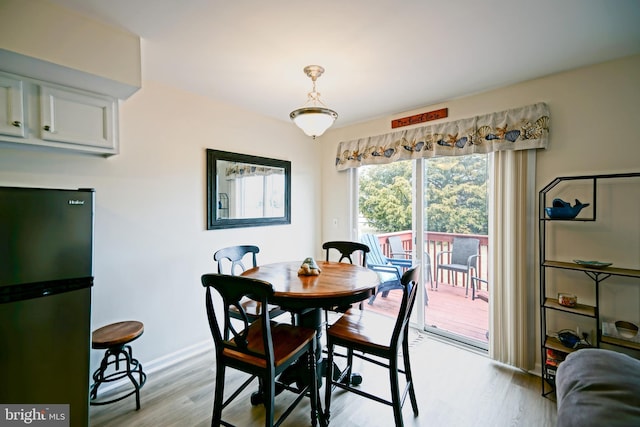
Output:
[90,320,147,410]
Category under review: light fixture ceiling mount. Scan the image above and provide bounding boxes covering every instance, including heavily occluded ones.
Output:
[290,65,338,139]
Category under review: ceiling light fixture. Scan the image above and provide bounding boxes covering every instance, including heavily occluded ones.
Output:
[290,65,338,139]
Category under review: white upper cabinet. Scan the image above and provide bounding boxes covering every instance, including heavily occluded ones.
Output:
[0,73,26,138]
[0,71,119,156]
[40,85,117,150]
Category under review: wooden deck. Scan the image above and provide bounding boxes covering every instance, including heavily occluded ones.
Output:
[365,279,489,344]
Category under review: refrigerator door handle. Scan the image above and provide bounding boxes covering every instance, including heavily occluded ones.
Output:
[0,277,93,304]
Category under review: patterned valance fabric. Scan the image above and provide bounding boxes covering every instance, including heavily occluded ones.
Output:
[335,102,549,171]
[225,163,284,180]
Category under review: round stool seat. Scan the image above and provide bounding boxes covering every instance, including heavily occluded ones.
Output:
[92,320,144,349]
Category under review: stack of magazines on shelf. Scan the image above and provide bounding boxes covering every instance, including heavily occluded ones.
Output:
[545,348,567,386]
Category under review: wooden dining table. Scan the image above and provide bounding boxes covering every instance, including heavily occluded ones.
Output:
[241,260,380,385]
[242,260,379,311]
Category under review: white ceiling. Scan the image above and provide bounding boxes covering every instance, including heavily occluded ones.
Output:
[47,0,640,127]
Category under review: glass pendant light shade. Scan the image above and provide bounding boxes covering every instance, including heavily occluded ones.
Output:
[289,65,338,139]
[290,107,338,138]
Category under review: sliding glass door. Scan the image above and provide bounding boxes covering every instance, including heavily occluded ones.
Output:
[422,155,489,349]
[355,155,489,349]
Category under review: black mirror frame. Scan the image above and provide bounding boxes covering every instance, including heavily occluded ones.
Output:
[206,149,291,230]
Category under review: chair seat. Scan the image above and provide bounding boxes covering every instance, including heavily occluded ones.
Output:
[438,263,468,273]
[229,297,286,319]
[223,320,316,368]
[375,270,400,284]
[327,309,395,353]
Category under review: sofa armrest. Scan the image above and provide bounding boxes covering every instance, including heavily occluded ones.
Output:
[556,348,640,427]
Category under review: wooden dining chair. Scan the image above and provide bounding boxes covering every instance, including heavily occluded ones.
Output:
[202,273,322,427]
[322,240,370,312]
[324,265,421,427]
[213,245,288,322]
[323,241,370,266]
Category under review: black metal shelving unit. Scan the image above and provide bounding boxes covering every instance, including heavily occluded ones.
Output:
[218,193,229,219]
[539,172,640,397]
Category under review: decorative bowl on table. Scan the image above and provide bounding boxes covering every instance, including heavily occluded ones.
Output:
[297,257,321,276]
[573,260,613,269]
[615,320,639,339]
[545,198,590,219]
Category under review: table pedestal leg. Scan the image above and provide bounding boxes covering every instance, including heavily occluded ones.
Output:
[251,305,363,408]
[300,307,364,387]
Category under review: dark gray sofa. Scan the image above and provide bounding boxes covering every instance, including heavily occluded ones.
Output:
[556,348,640,427]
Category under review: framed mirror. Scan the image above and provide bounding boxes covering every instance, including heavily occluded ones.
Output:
[206,149,291,230]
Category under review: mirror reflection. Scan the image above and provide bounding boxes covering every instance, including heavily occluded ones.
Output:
[206,149,291,230]
[216,160,285,219]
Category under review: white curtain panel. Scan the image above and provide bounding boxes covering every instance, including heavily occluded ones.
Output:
[489,149,536,369]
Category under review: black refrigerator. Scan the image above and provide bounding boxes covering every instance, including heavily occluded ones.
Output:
[0,186,94,427]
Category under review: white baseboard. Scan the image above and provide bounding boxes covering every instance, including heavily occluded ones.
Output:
[92,339,213,396]
[144,340,213,375]
[531,361,542,377]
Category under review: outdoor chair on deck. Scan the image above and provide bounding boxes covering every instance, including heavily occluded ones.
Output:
[470,276,488,302]
[387,235,412,262]
[434,237,479,297]
[387,235,433,284]
[360,234,406,304]
[324,266,421,427]
[201,274,322,427]
[362,234,411,270]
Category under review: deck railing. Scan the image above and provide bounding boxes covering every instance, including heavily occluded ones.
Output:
[375,231,489,285]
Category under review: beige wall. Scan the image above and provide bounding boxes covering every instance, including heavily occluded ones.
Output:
[0,79,322,371]
[320,54,640,365]
[0,0,140,89]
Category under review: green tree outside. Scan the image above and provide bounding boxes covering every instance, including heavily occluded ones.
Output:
[358,155,488,234]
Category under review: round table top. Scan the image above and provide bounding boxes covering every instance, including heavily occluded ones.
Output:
[241,260,379,309]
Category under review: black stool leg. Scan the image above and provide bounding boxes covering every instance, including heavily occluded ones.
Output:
[90,344,147,410]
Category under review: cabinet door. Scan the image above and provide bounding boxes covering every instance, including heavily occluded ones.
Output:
[39,85,117,150]
[0,74,26,138]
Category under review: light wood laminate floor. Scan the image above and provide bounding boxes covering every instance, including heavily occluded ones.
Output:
[90,331,557,427]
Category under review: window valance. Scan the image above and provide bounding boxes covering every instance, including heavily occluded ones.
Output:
[335,102,549,171]
[225,163,284,180]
